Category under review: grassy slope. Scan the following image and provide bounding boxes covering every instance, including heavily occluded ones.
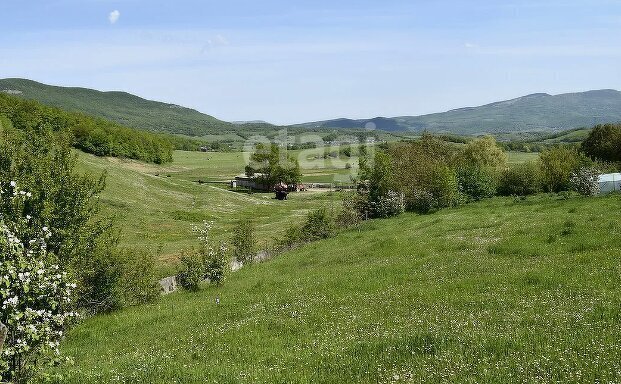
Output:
[51,193,621,383]
[76,150,349,273]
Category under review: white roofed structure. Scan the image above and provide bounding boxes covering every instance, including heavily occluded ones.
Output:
[598,173,621,194]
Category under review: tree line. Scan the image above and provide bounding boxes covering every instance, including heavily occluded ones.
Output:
[0,93,203,164]
[354,127,619,219]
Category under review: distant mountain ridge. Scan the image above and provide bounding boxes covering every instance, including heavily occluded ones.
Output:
[296,89,621,135]
[0,78,244,136]
[3,78,620,136]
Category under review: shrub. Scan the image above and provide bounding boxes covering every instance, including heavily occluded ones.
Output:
[370,191,405,218]
[116,249,159,307]
[570,167,600,196]
[278,225,305,249]
[301,208,336,242]
[0,183,78,383]
[457,166,498,201]
[429,166,461,209]
[179,221,228,289]
[176,252,204,292]
[232,220,257,265]
[408,188,436,214]
[202,243,228,286]
[457,136,507,170]
[337,193,366,227]
[498,162,542,196]
[539,146,588,193]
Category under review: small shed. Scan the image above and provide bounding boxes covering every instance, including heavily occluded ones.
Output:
[233,173,269,191]
[598,173,621,194]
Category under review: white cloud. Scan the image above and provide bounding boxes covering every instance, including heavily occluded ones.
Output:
[201,34,230,53]
[109,10,120,25]
[464,42,478,49]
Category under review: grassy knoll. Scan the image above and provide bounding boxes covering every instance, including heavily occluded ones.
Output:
[50,193,621,383]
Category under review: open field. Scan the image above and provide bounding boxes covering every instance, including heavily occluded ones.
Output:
[75,148,538,274]
[76,150,346,275]
[506,151,539,164]
[49,193,621,382]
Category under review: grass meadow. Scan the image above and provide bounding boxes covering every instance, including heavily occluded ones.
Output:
[76,150,346,275]
[47,192,621,383]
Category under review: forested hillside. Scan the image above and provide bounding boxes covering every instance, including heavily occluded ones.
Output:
[0,92,181,164]
[0,78,266,136]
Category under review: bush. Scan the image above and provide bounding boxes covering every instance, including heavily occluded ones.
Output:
[278,225,305,249]
[457,136,507,170]
[570,167,600,196]
[429,166,461,209]
[202,243,228,286]
[0,126,158,314]
[301,208,336,242]
[408,188,436,214]
[232,220,257,265]
[498,162,542,196]
[539,146,588,193]
[276,208,338,250]
[370,191,405,218]
[0,183,78,383]
[176,252,204,292]
[116,249,159,307]
[337,193,366,227]
[457,166,498,201]
[179,221,228,290]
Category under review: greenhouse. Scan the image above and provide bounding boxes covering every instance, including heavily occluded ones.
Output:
[598,173,621,194]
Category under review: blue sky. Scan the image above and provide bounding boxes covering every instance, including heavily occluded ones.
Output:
[1,0,621,124]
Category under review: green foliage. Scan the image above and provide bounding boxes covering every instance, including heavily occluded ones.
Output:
[539,146,589,193]
[386,135,460,213]
[0,121,158,314]
[246,143,302,188]
[369,191,405,218]
[301,208,337,242]
[336,193,366,227]
[457,166,498,201]
[176,252,204,292]
[232,220,257,265]
[498,162,542,196]
[202,244,228,286]
[457,136,507,170]
[0,92,174,164]
[359,151,395,203]
[0,188,78,383]
[116,249,160,307]
[0,78,236,137]
[581,123,621,162]
[179,221,228,290]
[277,208,338,249]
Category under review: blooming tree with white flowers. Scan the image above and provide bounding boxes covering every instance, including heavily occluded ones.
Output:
[0,181,78,382]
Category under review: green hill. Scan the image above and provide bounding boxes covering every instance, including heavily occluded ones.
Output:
[298,90,621,135]
[0,78,242,136]
[49,194,621,382]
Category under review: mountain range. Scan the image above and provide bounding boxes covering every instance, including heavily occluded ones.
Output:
[2,78,620,136]
[296,90,621,135]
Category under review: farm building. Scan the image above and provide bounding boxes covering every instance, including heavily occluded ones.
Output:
[231,174,270,191]
[598,173,621,194]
